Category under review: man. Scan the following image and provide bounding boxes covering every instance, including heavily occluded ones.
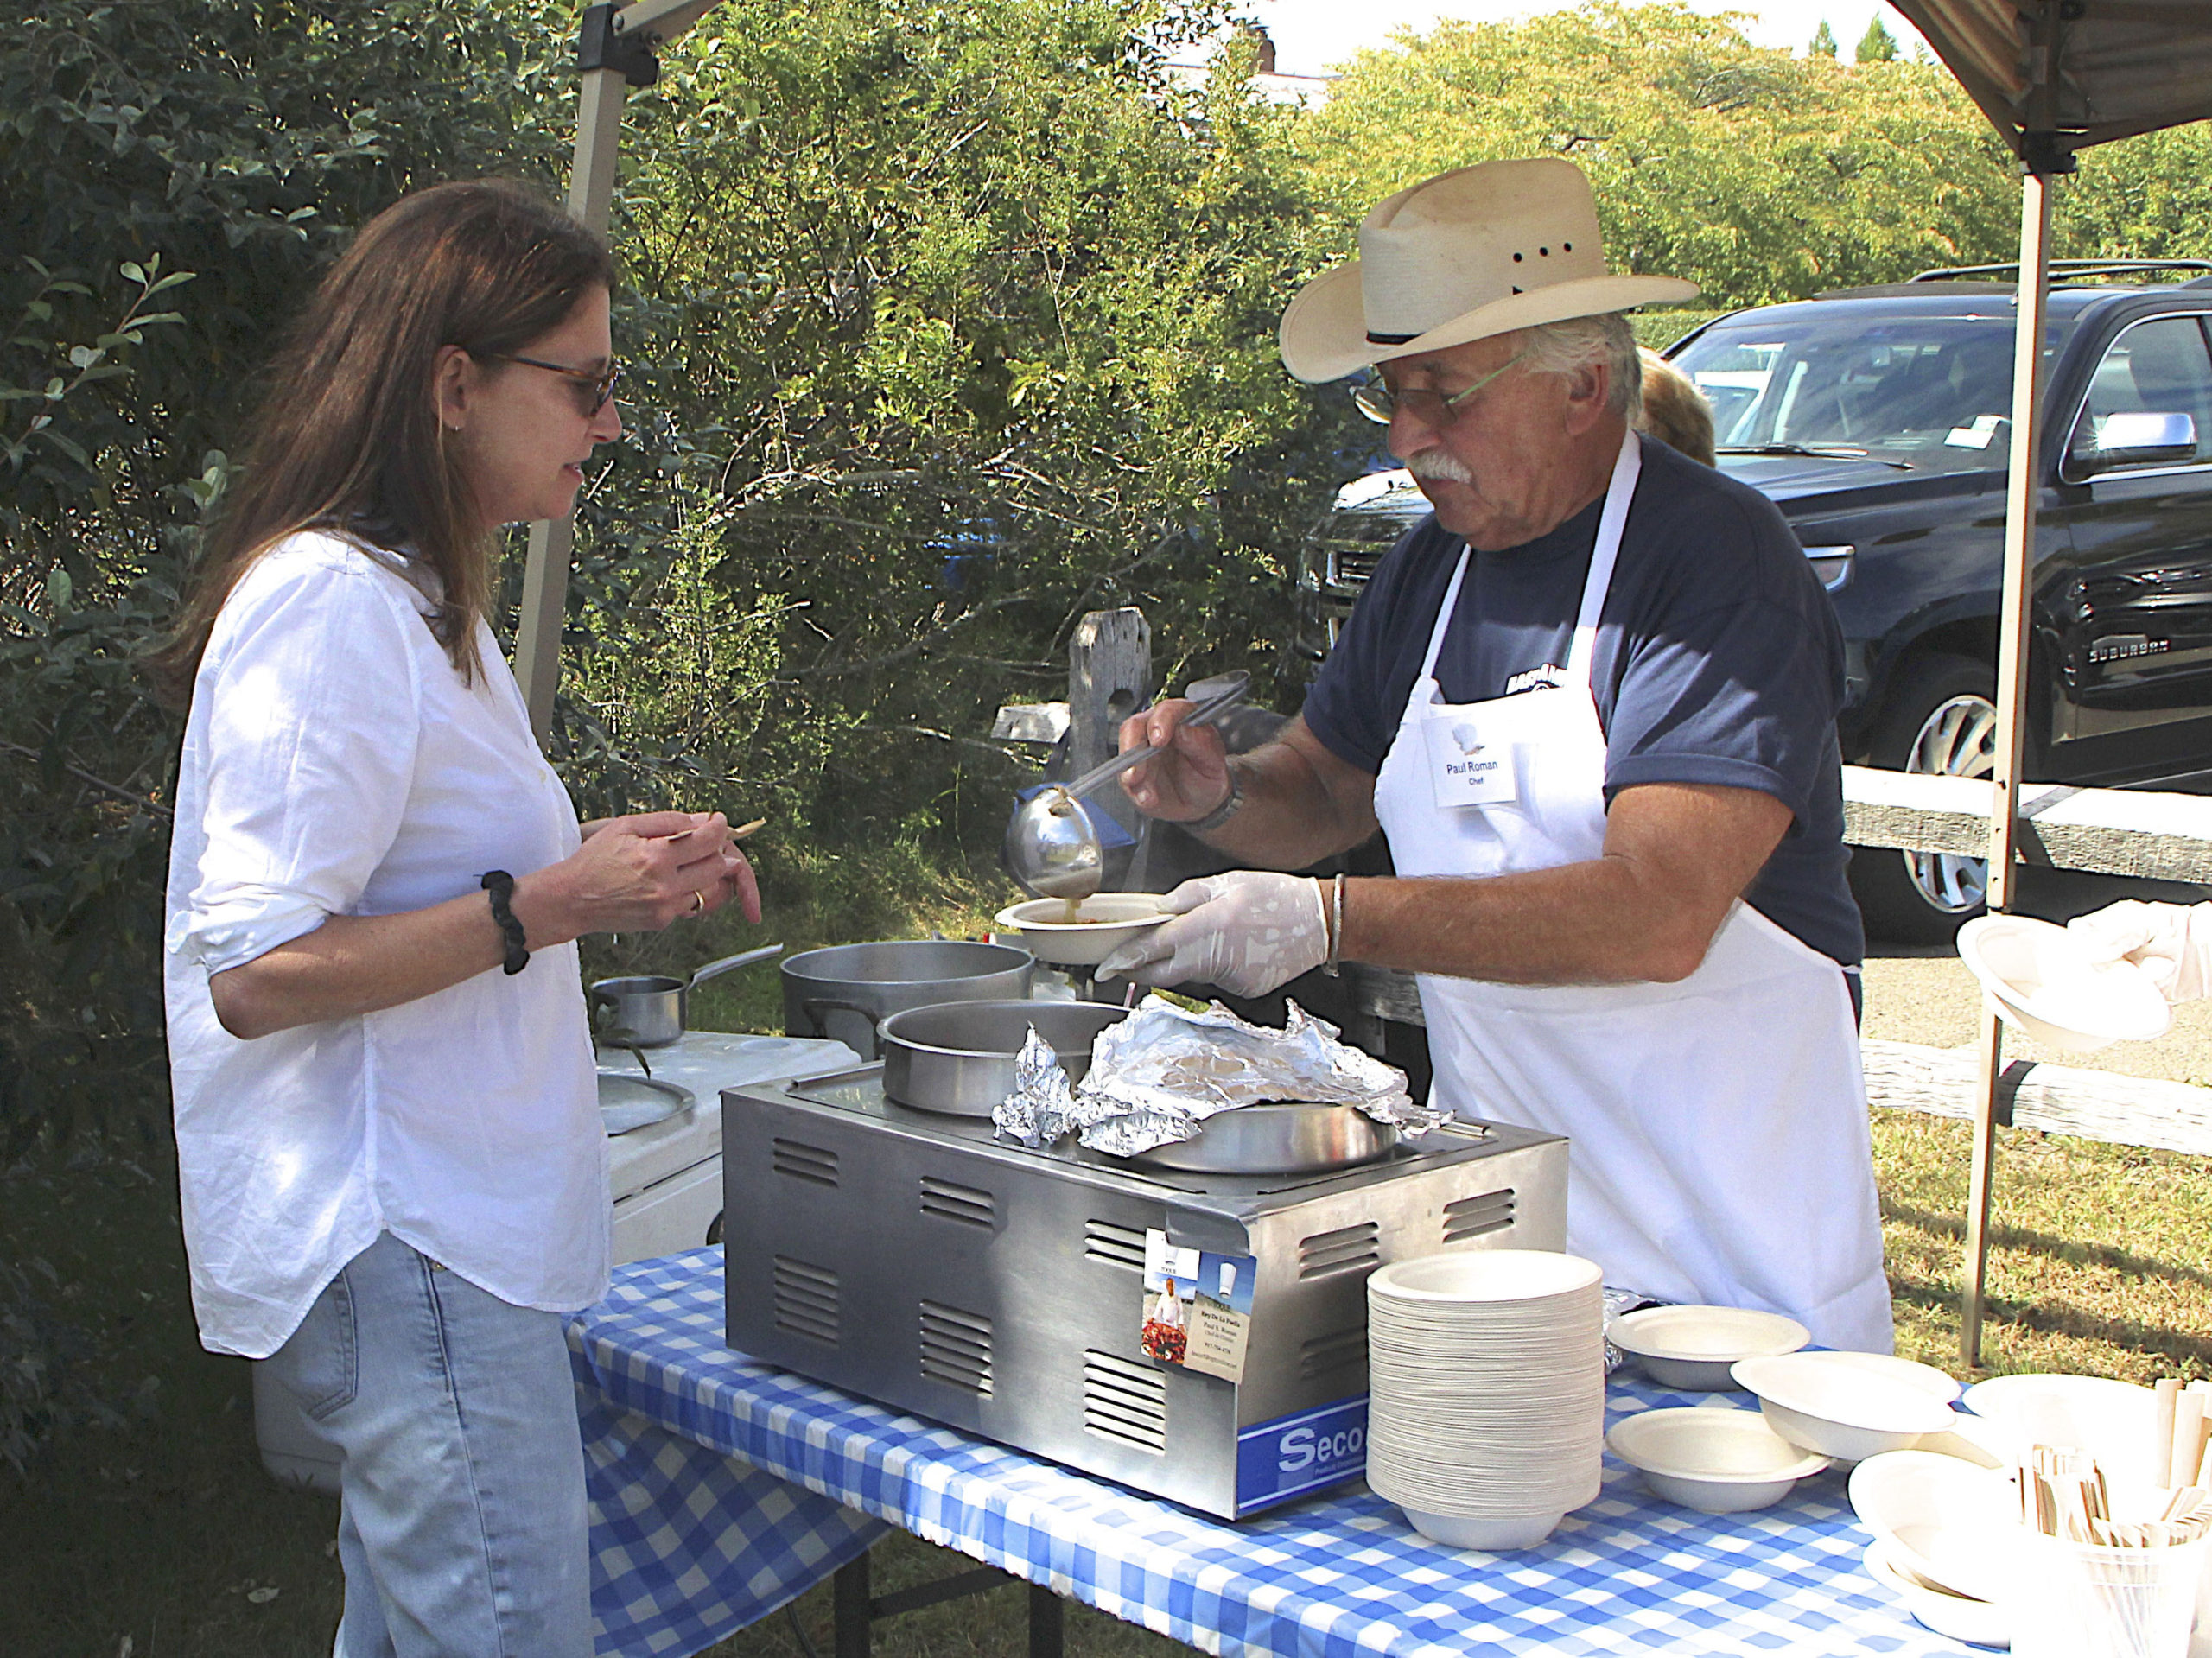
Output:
[1099,157,1891,1351]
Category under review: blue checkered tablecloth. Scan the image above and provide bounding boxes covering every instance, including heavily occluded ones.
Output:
[571,1249,1972,1658]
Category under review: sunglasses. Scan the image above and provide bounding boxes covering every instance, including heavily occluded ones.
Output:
[1351,348,1529,427]
[476,351,623,416]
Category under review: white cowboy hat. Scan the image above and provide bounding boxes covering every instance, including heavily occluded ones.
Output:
[1278,156,1699,384]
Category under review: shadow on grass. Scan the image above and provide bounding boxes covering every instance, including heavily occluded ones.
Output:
[1880,1197,2212,1291]
[1886,1271,2212,1370]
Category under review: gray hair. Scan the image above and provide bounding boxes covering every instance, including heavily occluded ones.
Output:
[1514,313,1643,422]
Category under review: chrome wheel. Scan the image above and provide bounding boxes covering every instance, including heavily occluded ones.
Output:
[1902,691,1997,915]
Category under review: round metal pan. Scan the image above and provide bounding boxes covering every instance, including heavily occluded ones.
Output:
[597,1070,696,1134]
[1127,1102,1397,1174]
[782,940,1035,1060]
[879,999,1131,1115]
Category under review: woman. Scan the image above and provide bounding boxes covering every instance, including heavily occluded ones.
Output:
[1635,346,1717,467]
[156,180,752,1656]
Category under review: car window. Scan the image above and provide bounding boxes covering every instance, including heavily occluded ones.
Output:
[1671,314,2063,475]
[2068,314,2212,470]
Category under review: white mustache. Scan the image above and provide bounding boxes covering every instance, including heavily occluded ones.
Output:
[1403,449,1476,486]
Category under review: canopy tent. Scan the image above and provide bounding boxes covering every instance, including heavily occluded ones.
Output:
[1892,0,2212,159]
[517,0,2212,1367]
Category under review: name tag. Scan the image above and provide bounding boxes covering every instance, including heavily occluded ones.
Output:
[1421,708,1518,806]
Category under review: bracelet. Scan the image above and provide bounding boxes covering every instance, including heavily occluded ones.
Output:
[1325,872,1346,977]
[1188,765,1245,835]
[480,870,529,975]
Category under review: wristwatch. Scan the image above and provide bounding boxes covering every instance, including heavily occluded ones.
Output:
[1187,765,1245,835]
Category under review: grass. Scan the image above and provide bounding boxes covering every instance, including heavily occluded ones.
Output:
[1874,1111,2212,1383]
[4,847,2209,1654]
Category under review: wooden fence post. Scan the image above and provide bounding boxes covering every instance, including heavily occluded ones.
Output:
[1067,609,1151,842]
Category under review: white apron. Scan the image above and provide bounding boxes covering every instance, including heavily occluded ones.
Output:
[1371,430,1892,1352]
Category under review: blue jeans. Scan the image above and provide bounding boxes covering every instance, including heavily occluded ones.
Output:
[264,1232,591,1658]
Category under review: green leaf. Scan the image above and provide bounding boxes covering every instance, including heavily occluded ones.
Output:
[118,260,145,285]
[45,568,73,611]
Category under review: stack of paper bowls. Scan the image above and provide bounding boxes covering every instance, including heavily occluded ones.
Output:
[1366,1249,1605,1551]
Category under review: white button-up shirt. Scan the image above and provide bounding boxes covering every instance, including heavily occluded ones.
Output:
[163,531,607,1358]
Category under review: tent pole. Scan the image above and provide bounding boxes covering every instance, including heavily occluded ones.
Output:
[514,65,630,747]
[1961,162,2055,1369]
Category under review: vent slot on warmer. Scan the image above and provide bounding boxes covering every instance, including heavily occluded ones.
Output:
[1082,1350,1168,1453]
[1299,1325,1368,1381]
[1083,1219,1149,1274]
[1298,1220,1381,1280]
[1442,1188,1516,1244]
[918,1176,996,1229]
[918,1300,994,1395]
[772,1255,840,1344]
[771,1137,839,1188]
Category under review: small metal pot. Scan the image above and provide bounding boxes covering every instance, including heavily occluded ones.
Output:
[591,944,783,1050]
[879,1000,1131,1115]
[1127,1102,1398,1174]
[780,940,1034,1060]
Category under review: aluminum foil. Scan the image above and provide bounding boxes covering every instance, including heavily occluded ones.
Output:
[1071,995,1443,1157]
[992,1026,1080,1147]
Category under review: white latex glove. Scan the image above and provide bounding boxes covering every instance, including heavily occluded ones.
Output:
[2065,899,2212,1003]
[1096,871,1329,997]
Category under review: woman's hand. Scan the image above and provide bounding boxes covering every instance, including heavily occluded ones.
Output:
[517,811,761,946]
[207,811,761,1041]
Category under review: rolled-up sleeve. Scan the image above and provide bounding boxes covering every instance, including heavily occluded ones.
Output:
[169,559,425,975]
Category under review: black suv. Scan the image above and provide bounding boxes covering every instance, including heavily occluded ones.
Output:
[1292,263,2212,941]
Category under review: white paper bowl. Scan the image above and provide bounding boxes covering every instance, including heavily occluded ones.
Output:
[1812,1350,1964,1404]
[1401,1507,1564,1552]
[1956,914,2170,1052]
[1847,1449,2022,1605]
[1606,1407,1830,1512]
[1370,1249,1603,1305]
[1961,1373,2160,1490]
[1732,1353,1959,1464]
[993,894,1166,966]
[1611,1305,1810,1391]
[1863,1540,2011,1648]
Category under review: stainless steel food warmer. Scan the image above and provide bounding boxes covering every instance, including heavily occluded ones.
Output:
[721,1065,1567,1519]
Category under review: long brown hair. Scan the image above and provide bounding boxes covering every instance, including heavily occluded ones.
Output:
[149,179,615,702]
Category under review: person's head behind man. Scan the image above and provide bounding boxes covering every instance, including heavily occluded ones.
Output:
[1280,158,1697,551]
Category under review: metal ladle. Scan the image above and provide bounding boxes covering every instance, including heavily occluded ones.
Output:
[1004,672,1249,902]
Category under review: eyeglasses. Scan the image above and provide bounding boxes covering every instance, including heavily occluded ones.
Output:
[1351,348,1529,427]
[475,351,622,416]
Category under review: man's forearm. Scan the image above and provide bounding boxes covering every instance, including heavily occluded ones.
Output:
[1340,861,1726,987]
[1190,742,1377,869]
[1338,784,1796,987]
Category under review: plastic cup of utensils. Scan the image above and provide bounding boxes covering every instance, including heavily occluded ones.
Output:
[2005,1528,2212,1658]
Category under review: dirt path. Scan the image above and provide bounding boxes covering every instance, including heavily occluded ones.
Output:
[1859,865,2212,1087]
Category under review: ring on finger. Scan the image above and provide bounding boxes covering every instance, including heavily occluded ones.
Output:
[690,890,706,915]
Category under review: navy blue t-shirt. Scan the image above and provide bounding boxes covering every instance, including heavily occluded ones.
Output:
[1302,435,1864,969]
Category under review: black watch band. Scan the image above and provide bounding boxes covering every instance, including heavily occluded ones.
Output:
[1188,767,1245,835]
[481,870,529,975]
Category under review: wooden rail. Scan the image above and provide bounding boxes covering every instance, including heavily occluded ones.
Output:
[1860,1039,2212,1158]
[1841,765,2212,885]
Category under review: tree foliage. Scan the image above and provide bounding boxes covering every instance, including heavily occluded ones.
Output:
[1294,3,2023,308]
[1294,3,2209,308]
[556,2,1349,848]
